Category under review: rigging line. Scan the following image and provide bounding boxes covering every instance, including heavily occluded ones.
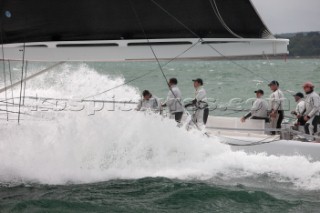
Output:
[152,2,300,100]
[0,97,139,113]
[208,127,282,145]
[207,126,284,132]
[210,0,237,37]
[130,1,207,135]
[0,108,29,115]
[148,0,271,83]
[7,60,14,105]
[1,25,9,121]
[209,0,242,38]
[149,0,199,38]
[81,3,200,100]
[263,51,276,80]
[130,0,177,100]
[17,42,26,124]
[0,117,54,121]
[0,61,65,94]
[86,0,270,100]
[205,43,270,82]
[214,132,282,145]
[221,137,282,146]
[22,60,28,105]
[0,96,259,113]
[1,64,8,121]
[0,96,140,105]
[0,100,68,111]
[82,39,202,100]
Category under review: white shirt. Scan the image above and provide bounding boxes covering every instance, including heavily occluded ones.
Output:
[269,89,285,111]
[195,86,207,108]
[164,85,183,113]
[136,96,160,111]
[305,91,320,117]
[250,98,268,118]
[295,99,306,116]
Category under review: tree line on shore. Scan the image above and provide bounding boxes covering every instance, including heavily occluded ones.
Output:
[276,32,320,57]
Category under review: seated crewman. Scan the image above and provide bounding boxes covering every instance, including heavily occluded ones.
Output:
[136,90,160,112]
[241,89,269,123]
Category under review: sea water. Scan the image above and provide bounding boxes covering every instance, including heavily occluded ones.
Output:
[0,59,320,212]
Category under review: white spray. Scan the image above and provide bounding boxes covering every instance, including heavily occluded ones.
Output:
[0,63,320,190]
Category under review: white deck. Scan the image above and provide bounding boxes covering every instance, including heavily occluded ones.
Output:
[205,116,320,161]
[207,116,266,134]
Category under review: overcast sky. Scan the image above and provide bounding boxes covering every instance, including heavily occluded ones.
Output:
[251,0,320,34]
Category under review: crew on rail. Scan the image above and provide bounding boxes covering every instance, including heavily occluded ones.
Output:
[241,89,269,123]
[136,79,319,136]
[302,82,320,135]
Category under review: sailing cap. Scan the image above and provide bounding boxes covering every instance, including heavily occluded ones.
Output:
[254,89,264,95]
[293,92,304,98]
[192,78,203,85]
[268,80,279,86]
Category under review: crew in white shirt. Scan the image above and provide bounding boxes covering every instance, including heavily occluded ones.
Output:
[291,92,306,127]
[136,90,160,112]
[162,78,184,123]
[241,89,269,123]
[268,80,285,134]
[302,82,320,135]
[185,78,208,130]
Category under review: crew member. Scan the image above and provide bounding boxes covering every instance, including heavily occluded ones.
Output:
[185,78,208,130]
[241,89,269,123]
[268,80,285,134]
[302,82,320,135]
[136,90,160,112]
[162,78,184,123]
[291,92,306,127]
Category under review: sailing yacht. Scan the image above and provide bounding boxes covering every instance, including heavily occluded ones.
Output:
[0,0,288,61]
[1,0,319,161]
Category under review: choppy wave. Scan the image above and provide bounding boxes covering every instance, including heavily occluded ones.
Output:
[1,63,320,190]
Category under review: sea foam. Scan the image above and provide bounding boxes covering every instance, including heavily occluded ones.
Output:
[1,63,320,190]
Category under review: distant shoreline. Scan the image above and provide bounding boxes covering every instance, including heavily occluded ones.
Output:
[124,55,320,62]
[200,55,320,61]
[241,55,320,61]
[173,55,320,61]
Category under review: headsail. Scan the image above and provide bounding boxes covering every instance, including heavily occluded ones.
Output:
[0,0,288,61]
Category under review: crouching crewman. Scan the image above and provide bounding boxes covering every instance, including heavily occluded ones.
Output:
[241,89,269,123]
[136,90,161,113]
